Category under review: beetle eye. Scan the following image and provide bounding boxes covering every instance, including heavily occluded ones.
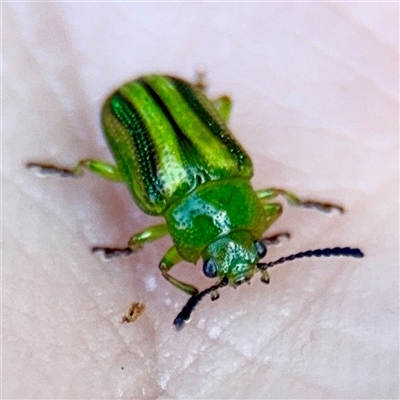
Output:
[254,241,267,258]
[203,259,217,278]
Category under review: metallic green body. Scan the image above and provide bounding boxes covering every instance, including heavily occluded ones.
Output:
[27,73,352,325]
[101,74,271,288]
[101,75,252,216]
[165,178,267,263]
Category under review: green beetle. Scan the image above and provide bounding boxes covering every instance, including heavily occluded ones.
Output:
[27,74,363,329]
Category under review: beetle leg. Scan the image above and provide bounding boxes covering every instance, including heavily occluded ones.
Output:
[26,159,123,182]
[159,246,199,296]
[263,203,283,227]
[193,70,232,122]
[212,96,232,122]
[194,70,207,91]
[128,224,169,249]
[256,188,344,214]
[260,270,270,285]
[92,224,169,260]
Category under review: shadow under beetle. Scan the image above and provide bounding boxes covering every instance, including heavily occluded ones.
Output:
[27,74,364,329]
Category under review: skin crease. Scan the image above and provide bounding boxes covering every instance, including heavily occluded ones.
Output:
[3,3,399,399]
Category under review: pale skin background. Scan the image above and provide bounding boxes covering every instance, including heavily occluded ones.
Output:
[3,2,399,399]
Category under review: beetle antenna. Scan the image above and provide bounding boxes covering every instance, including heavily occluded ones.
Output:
[257,247,364,270]
[173,277,229,330]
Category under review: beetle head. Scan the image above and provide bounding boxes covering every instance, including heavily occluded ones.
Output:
[202,230,267,287]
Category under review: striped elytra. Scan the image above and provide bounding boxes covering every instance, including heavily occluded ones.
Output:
[101,75,252,215]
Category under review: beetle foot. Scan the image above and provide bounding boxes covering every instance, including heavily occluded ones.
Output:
[26,162,78,178]
[260,271,270,284]
[301,201,344,214]
[92,246,133,261]
[194,69,207,91]
[261,232,291,247]
[210,290,220,301]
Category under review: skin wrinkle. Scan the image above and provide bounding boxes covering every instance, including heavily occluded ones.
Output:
[10,184,144,369]
[268,11,397,101]
[310,32,396,101]
[333,3,397,51]
[312,43,397,102]
[171,340,251,389]
[225,247,364,360]
[20,6,95,141]
[5,3,398,399]
[291,3,397,73]
[274,102,395,147]
[6,262,116,398]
